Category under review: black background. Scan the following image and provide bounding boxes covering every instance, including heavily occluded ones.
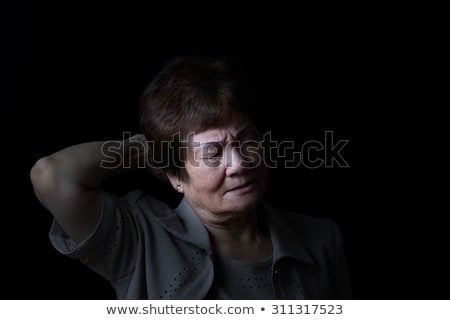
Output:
[3,4,447,299]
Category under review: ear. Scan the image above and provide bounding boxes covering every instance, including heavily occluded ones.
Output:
[165,170,183,193]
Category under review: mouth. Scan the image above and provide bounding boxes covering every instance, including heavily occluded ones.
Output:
[225,180,257,194]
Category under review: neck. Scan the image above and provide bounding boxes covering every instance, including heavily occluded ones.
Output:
[199,209,272,261]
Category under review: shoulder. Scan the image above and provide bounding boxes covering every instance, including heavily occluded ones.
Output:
[268,205,337,231]
[101,189,176,219]
[266,205,343,250]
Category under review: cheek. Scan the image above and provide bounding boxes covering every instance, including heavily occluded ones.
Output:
[187,167,225,192]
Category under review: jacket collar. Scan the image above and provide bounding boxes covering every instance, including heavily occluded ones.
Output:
[262,203,315,265]
[168,198,315,265]
[172,198,212,252]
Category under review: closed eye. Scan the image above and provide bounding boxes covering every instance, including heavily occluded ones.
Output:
[201,143,223,159]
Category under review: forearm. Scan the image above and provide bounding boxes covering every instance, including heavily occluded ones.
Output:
[33,141,120,190]
[32,137,145,190]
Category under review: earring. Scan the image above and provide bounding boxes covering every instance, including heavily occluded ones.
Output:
[176,185,181,191]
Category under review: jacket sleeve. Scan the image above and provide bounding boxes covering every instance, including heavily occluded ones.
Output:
[49,190,139,282]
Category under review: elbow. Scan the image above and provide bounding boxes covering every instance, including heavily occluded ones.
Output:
[30,156,57,198]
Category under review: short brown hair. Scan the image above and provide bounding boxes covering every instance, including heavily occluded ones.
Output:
[139,56,259,181]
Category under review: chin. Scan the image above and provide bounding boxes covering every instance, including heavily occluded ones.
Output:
[227,193,262,212]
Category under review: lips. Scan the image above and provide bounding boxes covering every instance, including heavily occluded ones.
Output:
[225,180,256,193]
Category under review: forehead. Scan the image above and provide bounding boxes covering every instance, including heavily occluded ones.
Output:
[190,113,252,143]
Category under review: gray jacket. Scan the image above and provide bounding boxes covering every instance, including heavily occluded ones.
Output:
[50,190,353,299]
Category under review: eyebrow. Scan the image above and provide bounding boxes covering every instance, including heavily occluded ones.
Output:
[197,124,256,147]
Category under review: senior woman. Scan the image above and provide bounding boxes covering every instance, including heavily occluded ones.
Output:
[30,56,353,299]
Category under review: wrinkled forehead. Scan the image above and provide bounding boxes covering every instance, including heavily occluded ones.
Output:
[188,111,253,144]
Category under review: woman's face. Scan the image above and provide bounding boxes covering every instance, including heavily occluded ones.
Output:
[179,112,268,219]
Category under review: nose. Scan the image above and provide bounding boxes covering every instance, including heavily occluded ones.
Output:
[225,143,245,176]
